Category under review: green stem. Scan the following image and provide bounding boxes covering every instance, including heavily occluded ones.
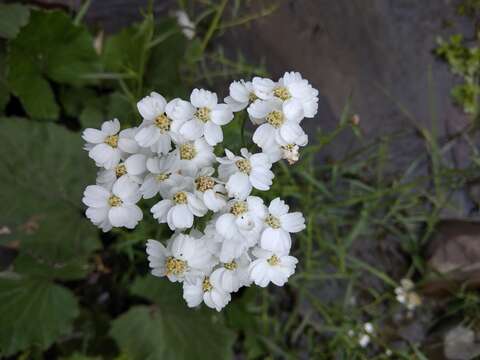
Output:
[201,0,228,53]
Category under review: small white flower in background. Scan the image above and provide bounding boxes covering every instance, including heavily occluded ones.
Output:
[395,278,422,311]
[249,247,298,287]
[348,322,375,348]
[175,10,196,40]
[82,176,142,231]
[151,177,207,230]
[218,148,274,200]
[179,88,234,146]
[81,72,319,310]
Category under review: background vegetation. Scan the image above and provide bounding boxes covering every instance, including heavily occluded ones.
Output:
[1,1,480,359]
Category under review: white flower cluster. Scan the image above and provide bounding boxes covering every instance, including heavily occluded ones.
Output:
[81,72,318,311]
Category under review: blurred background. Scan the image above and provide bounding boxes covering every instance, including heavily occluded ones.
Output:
[1,0,480,359]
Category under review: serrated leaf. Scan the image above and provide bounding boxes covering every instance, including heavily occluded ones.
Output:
[110,277,235,360]
[0,4,30,39]
[0,276,79,356]
[0,118,100,278]
[7,10,98,120]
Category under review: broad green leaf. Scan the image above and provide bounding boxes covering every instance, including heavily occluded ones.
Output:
[0,4,30,39]
[110,277,235,360]
[0,118,100,278]
[145,20,188,98]
[7,10,99,119]
[0,276,79,356]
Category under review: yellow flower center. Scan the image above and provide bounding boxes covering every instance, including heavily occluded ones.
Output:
[230,201,248,216]
[266,110,284,128]
[265,214,281,229]
[273,86,291,101]
[202,277,213,292]
[179,143,196,160]
[156,173,170,182]
[235,159,251,174]
[154,114,171,133]
[173,191,188,204]
[223,261,237,270]
[104,135,119,148]
[195,176,215,192]
[195,107,211,123]
[165,256,187,276]
[115,164,127,177]
[267,255,280,266]
[248,92,258,103]
[108,195,122,207]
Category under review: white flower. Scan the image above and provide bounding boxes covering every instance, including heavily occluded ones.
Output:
[224,80,258,113]
[252,76,276,100]
[394,278,422,311]
[183,273,231,311]
[173,136,215,176]
[249,247,297,287]
[140,153,183,199]
[218,148,274,200]
[82,119,136,169]
[249,98,307,153]
[209,255,251,292]
[135,93,191,154]
[175,10,195,39]
[150,177,207,230]
[146,234,214,282]
[260,198,305,254]
[358,334,370,348]
[215,196,267,247]
[193,167,227,212]
[276,71,319,118]
[96,153,147,189]
[179,88,234,146]
[82,176,142,231]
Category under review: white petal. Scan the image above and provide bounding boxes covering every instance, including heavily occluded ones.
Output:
[190,88,217,108]
[283,98,304,122]
[249,168,273,191]
[203,121,223,146]
[137,92,166,120]
[269,198,289,217]
[280,212,306,233]
[260,227,291,253]
[210,104,233,125]
[167,204,193,230]
[82,128,105,144]
[101,119,120,135]
[83,185,110,208]
[151,199,173,222]
[124,154,147,175]
[226,172,252,200]
[135,125,160,148]
[180,119,204,140]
